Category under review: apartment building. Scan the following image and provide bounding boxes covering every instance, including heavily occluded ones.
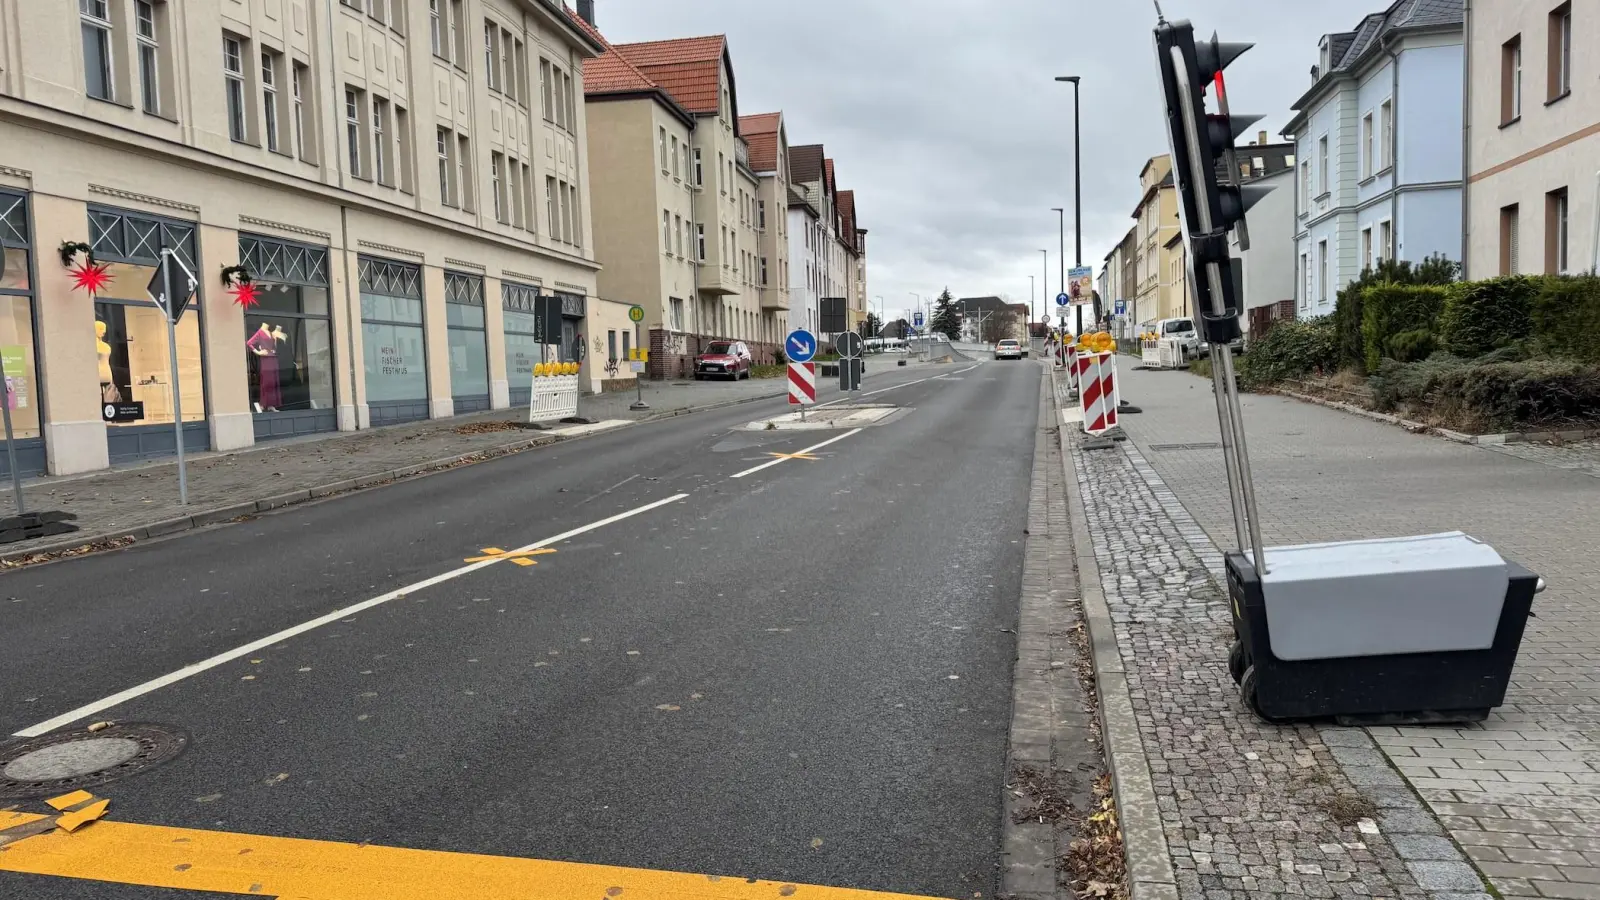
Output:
[837,188,867,331]
[1130,155,1182,326]
[1465,0,1594,278]
[584,32,770,376]
[1101,226,1137,336]
[789,145,842,333]
[0,0,605,477]
[786,184,822,334]
[1284,0,1464,317]
[737,112,792,338]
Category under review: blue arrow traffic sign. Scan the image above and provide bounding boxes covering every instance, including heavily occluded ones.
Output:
[913,311,924,326]
[1055,292,1070,307]
[785,329,818,363]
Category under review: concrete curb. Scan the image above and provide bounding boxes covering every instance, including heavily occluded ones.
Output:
[1276,388,1600,446]
[1052,375,1178,900]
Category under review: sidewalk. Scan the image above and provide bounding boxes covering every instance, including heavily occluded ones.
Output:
[1062,364,1600,900]
[0,375,790,563]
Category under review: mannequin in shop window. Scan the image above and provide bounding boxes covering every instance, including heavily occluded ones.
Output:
[247,322,287,411]
[97,319,120,402]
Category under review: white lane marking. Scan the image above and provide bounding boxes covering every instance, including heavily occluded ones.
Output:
[815,376,933,408]
[729,429,863,479]
[14,493,690,738]
[935,364,982,378]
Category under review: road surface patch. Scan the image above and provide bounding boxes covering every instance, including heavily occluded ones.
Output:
[730,430,863,480]
[13,495,689,738]
[0,811,949,900]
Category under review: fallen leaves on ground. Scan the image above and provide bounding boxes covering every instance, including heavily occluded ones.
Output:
[453,421,529,435]
[1,536,135,570]
[1063,774,1128,900]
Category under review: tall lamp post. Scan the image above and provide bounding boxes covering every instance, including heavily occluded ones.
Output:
[1029,274,1036,335]
[1055,75,1083,336]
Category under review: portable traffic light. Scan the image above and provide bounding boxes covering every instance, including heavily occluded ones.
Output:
[1154,19,1273,349]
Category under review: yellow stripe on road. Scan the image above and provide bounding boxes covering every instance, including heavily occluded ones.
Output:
[0,811,948,900]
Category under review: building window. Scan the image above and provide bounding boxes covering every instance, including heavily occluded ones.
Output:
[659,127,668,172]
[456,135,473,211]
[262,50,283,154]
[238,235,335,424]
[358,257,427,424]
[673,214,684,256]
[1502,35,1522,123]
[693,148,704,186]
[371,97,389,184]
[1300,252,1310,308]
[758,200,766,230]
[0,192,44,470]
[501,281,544,403]
[521,162,535,232]
[1361,228,1373,272]
[546,176,560,242]
[507,159,522,228]
[718,153,725,193]
[445,272,489,410]
[428,0,443,56]
[291,63,313,161]
[436,128,454,206]
[80,0,115,101]
[136,1,160,114]
[671,136,681,179]
[1299,161,1311,211]
[483,21,499,92]
[539,59,553,122]
[491,151,505,222]
[364,0,386,26]
[1379,100,1393,170]
[344,88,364,176]
[1549,3,1572,101]
[696,224,706,261]
[1379,220,1393,263]
[670,297,684,331]
[564,71,576,130]
[395,105,413,192]
[1360,113,1373,179]
[565,182,580,247]
[1317,136,1328,195]
[761,257,768,287]
[449,0,465,65]
[1546,188,1569,274]
[1317,240,1328,304]
[224,36,248,142]
[1500,204,1520,274]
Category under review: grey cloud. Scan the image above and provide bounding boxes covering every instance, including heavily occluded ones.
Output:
[589,0,1369,312]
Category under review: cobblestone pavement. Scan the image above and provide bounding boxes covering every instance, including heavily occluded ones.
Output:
[1097,364,1600,900]
[0,375,793,552]
[1481,438,1600,479]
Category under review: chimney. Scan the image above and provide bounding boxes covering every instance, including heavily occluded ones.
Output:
[577,0,594,25]
[1258,130,1268,146]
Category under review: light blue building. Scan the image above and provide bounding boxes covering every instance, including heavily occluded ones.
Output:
[1284,0,1464,317]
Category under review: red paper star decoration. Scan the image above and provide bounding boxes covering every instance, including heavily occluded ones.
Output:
[229,281,261,309]
[69,261,112,296]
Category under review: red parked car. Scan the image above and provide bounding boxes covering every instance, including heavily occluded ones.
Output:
[695,341,753,380]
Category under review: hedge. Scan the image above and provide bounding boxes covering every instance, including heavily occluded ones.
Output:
[1236,317,1339,390]
[1371,355,1600,432]
[1531,275,1600,363]
[1438,276,1539,357]
[1360,284,1448,371]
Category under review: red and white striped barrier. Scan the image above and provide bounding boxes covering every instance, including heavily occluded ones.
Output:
[1064,343,1079,391]
[788,362,816,405]
[1077,351,1120,436]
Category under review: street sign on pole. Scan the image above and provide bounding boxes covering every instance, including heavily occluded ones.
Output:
[785,329,817,363]
[834,331,863,360]
[147,250,196,505]
[1115,299,1127,316]
[627,305,645,323]
[1055,292,1070,307]
[913,311,924,327]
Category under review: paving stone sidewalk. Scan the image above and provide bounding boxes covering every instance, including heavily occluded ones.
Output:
[1100,365,1600,900]
[1059,371,1485,900]
[0,375,792,557]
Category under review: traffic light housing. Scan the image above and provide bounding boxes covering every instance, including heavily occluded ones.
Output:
[1154,19,1272,348]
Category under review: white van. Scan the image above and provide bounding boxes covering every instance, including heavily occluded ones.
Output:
[1154,317,1201,361]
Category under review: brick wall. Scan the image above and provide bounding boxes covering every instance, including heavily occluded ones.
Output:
[648,328,782,380]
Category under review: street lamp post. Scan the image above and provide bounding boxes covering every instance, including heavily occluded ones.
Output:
[1056,75,1084,336]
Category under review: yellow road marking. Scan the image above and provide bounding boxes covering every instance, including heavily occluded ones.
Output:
[765,452,820,461]
[0,811,945,900]
[464,547,559,566]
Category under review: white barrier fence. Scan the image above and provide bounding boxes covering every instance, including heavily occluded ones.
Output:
[528,373,580,424]
[1140,338,1184,370]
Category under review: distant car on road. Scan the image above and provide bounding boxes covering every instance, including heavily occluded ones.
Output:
[1154,317,1202,361]
[695,341,752,380]
[994,339,1025,360]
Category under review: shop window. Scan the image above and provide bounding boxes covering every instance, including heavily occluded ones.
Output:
[445,271,488,411]
[239,235,335,437]
[358,257,427,423]
[0,190,42,476]
[501,280,551,406]
[95,278,204,428]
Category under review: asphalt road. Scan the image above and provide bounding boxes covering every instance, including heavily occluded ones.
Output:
[0,358,1043,898]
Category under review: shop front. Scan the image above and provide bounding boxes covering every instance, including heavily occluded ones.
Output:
[0,189,45,477]
[553,291,586,365]
[88,206,208,464]
[444,272,489,414]
[239,235,336,440]
[358,256,428,426]
[502,281,543,409]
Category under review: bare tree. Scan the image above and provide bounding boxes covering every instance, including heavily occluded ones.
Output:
[981,307,1020,344]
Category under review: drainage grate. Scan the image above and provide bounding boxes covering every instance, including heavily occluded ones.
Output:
[1147,442,1224,452]
[0,723,188,800]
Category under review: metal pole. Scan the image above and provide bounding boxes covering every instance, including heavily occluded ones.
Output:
[2,377,23,514]
[1056,209,1067,328]
[630,321,648,410]
[167,312,188,506]
[1072,79,1084,337]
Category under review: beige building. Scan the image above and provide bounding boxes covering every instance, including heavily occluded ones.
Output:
[1465,0,1593,278]
[1130,155,1183,325]
[578,29,775,376]
[0,0,609,477]
[738,112,792,336]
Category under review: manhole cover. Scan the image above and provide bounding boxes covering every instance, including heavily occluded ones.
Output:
[0,723,187,799]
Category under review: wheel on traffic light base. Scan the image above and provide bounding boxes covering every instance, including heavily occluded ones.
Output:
[1227,639,1247,685]
[1239,666,1291,725]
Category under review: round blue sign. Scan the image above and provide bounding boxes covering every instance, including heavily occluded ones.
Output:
[1055,292,1070,307]
[785,329,818,363]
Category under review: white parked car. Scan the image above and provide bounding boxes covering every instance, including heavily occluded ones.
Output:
[994,339,1025,360]
[1154,317,1201,361]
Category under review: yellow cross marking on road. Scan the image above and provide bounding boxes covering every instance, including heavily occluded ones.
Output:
[765,452,820,461]
[464,547,558,567]
[0,809,945,899]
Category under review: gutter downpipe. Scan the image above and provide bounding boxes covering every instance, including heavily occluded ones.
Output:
[1462,0,1473,275]
[1386,35,1401,264]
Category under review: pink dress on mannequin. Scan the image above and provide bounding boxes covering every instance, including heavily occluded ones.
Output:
[247,326,282,410]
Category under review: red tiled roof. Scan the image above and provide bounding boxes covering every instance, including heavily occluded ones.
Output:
[613,36,727,115]
[739,114,781,171]
[838,189,858,252]
[739,113,780,135]
[824,159,836,194]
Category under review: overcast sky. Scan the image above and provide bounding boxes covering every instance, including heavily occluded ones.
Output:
[588,0,1363,323]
